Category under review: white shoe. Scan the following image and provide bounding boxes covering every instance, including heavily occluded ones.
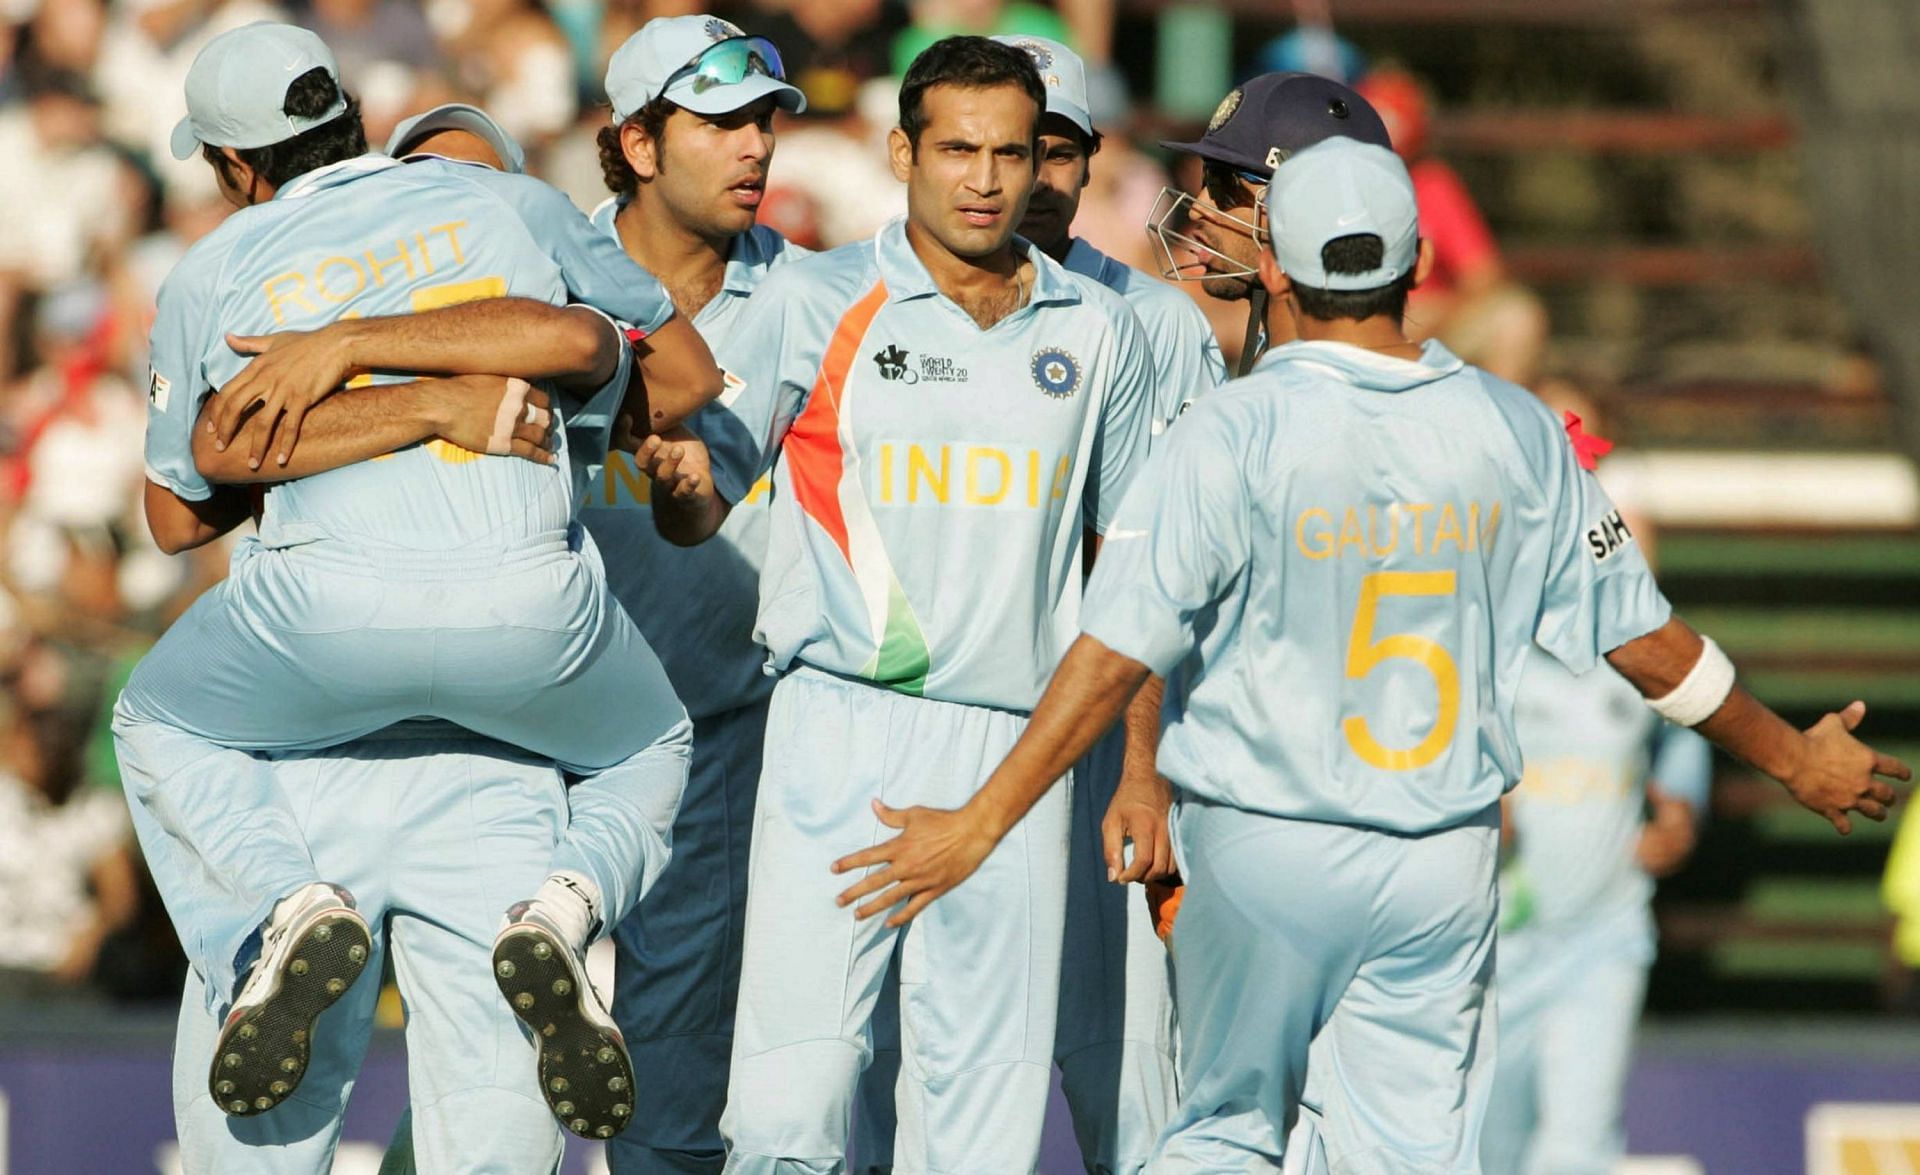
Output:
[492,877,634,1140]
[210,883,371,1117]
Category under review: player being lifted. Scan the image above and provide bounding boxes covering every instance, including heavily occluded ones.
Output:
[119,21,721,1139]
[834,136,1907,1169]
[643,36,1158,1173]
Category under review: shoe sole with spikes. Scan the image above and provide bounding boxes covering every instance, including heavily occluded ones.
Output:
[208,911,371,1116]
[492,923,634,1140]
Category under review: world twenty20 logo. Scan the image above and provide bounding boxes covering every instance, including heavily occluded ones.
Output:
[1031,347,1080,398]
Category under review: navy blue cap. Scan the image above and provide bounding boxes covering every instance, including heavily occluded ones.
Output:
[1162,71,1390,180]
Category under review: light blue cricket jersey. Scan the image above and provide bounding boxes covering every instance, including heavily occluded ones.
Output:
[1082,339,1673,834]
[578,199,808,718]
[701,219,1156,712]
[1062,237,1225,429]
[145,155,674,552]
[1504,647,1710,954]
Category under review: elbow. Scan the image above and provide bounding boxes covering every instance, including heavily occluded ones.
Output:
[679,364,729,430]
[645,367,722,433]
[191,439,251,487]
[145,510,199,555]
[576,314,618,382]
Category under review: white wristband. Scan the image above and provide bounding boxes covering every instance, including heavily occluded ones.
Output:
[1647,635,1736,727]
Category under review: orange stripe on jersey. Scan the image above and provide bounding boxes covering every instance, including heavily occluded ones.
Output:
[785,281,889,562]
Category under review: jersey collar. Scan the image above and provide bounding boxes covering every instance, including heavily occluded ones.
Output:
[273,153,404,202]
[589,194,773,299]
[1256,338,1467,390]
[873,217,1082,310]
[1063,237,1124,287]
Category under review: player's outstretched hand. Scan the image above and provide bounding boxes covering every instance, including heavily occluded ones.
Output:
[636,427,713,503]
[1102,772,1176,884]
[1784,701,1910,835]
[216,327,360,468]
[831,799,999,928]
[432,376,554,463]
[1635,783,1699,878]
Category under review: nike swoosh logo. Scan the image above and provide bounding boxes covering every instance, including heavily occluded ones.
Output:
[1334,210,1369,227]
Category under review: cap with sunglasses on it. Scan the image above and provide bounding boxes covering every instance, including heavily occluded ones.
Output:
[1163,71,1390,183]
[605,15,806,123]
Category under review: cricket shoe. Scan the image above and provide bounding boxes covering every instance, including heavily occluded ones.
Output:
[210,882,371,1116]
[492,874,633,1140]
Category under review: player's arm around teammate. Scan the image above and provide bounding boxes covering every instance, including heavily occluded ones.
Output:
[205,293,712,464]
[194,301,615,475]
[144,296,621,549]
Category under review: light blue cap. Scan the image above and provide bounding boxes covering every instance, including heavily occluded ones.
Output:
[1266,137,1420,291]
[170,22,348,160]
[992,34,1091,137]
[605,15,804,123]
[386,103,525,173]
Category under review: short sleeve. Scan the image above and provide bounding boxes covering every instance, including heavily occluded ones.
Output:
[1141,292,1226,432]
[143,267,215,501]
[1081,405,1251,675]
[1649,722,1713,814]
[703,273,821,505]
[478,170,676,336]
[1532,416,1671,673]
[1083,307,1156,534]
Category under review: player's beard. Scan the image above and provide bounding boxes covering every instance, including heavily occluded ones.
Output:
[1202,271,1258,301]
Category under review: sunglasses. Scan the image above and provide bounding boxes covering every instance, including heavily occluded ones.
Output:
[1201,163,1269,212]
[662,36,788,97]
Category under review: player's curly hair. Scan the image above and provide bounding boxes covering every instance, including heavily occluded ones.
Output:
[898,36,1045,154]
[201,67,366,192]
[1290,233,1416,323]
[596,96,678,197]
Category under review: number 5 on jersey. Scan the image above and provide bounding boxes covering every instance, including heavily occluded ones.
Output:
[1342,571,1461,771]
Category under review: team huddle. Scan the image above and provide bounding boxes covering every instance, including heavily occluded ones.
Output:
[126,14,1907,1175]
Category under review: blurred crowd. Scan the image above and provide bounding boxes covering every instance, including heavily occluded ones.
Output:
[0,0,1543,1002]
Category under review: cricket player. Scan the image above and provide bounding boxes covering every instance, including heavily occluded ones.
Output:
[836,136,1907,1170]
[154,99,616,1173]
[645,36,1158,1172]
[580,15,809,1172]
[119,21,720,1137]
[1479,652,1710,1174]
[1146,71,1389,375]
[849,34,1223,1175]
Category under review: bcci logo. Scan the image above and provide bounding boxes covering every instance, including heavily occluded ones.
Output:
[1031,348,1080,398]
[704,17,741,41]
[874,344,916,383]
[1208,88,1243,133]
[1009,39,1053,70]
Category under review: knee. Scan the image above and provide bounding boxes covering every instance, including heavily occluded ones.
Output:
[720,1041,862,1165]
[412,1086,563,1173]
